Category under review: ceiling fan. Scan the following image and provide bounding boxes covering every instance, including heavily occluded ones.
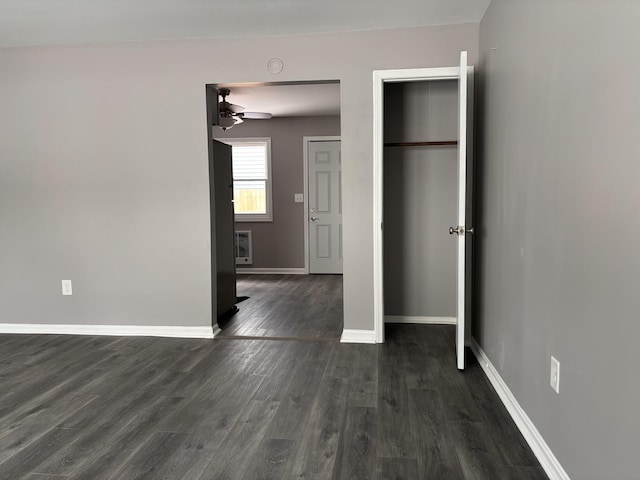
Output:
[217,88,272,130]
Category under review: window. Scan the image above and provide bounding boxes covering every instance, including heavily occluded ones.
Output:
[218,138,272,222]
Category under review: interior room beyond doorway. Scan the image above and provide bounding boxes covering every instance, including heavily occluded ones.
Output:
[217,274,343,341]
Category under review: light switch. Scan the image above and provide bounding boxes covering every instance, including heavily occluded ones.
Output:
[294,193,304,203]
[62,280,72,296]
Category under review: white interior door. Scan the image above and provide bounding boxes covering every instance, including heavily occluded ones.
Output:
[308,140,342,274]
[453,51,470,370]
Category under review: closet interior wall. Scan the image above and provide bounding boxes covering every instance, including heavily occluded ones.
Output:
[383,80,458,320]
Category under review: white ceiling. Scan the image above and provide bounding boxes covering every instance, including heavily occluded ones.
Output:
[0,0,491,48]
[1,1,489,117]
[218,83,341,118]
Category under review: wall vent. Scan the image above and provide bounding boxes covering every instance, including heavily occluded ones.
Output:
[235,231,253,265]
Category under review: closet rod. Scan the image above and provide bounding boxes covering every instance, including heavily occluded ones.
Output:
[384,140,458,147]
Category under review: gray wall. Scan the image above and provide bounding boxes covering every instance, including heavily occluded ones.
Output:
[219,115,340,269]
[383,81,458,317]
[0,24,477,329]
[477,1,640,478]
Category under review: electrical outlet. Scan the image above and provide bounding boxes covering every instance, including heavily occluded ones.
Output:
[550,356,560,394]
[62,280,73,296]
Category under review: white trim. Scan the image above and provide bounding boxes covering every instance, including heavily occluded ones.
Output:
[372,65,466,346]
[384,315,456,325]
[303,136,342,275]
[340,328,377,344]
[236,268,306,275]
[374,66,461,83]
[470,339,571,480]
[0,323,217,339]
[211,323,222,337]
[372,71,385,344]
[456,51,468,371]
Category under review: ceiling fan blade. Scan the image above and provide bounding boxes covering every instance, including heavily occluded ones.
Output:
[220,101,245,113]
[240,112,272,120]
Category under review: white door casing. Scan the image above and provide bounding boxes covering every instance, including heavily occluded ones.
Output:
[372,53,474,370]
[306,139,343,274]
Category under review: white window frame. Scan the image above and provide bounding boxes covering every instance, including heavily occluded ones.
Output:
[216,137,273,222]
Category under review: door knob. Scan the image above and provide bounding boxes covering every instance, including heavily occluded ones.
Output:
[449,226,474,235]
[310,217,320,221]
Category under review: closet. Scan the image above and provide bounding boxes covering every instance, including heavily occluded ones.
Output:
[374,52,474,369]
[383,80,459,324]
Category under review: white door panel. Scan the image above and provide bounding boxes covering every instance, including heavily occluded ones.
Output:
[455,50,470,370]
[309,140,342,274]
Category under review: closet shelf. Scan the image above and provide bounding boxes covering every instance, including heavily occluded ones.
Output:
[384,141,458,147]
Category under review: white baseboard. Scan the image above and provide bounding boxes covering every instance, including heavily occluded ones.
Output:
[236,268,306,275]
[340,329,377,344]
[0,323,217,339]
[211,323,222,338]
[470,339,570,480]
[384,315,456,325]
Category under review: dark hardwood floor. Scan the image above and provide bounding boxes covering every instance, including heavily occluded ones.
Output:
[0,275,547,480]
[218,274,343,340]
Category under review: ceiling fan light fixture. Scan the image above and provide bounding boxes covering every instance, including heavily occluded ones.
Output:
[216,87,271,130]
[218,115,236,130]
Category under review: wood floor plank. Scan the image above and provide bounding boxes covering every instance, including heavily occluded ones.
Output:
[66,399,185,480]
[0,344,109,410]
[323,344,355,379]
[0,394,98,466]
[331,407,376,480]
[437,358,483,423]
[0,427,83,480]
[252,341,304,402]
[153,374,265,480]
[375,457,421,480]
[346,345,378,408]
[242,438,295,480]
[106,431,188,480]
[408,389,464,479]
[503,465,549,480]
[25,474,69,479]
[464,359,540,467]
[192,399,280,480]
[0,367,105,433]
[376,341,415,459]
[33,396,185,477]
[156,340,247,400]
[450,421,511,480]
[265,342,332,440]
[402,339,446,390]
[290,377,348,479]
[58,368,176,430]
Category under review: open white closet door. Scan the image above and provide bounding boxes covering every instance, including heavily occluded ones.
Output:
[452,51,472,370]
[371,54,474,352]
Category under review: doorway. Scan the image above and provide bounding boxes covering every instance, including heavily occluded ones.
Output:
[372,52,474,369]
[206,81,344,340]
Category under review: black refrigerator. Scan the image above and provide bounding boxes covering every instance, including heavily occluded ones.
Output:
[208,139,237,318]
